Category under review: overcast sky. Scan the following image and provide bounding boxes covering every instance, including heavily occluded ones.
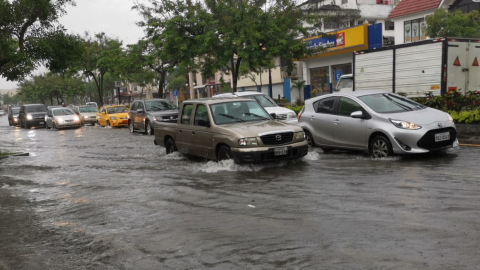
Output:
[0,0,145,89]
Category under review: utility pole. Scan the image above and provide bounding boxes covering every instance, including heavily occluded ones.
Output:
[268,68,272,98]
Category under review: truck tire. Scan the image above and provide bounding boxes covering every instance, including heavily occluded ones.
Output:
[146,121,154,135]
[165,138,177,154]
[217,145,233,161]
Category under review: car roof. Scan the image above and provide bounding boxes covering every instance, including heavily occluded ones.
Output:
[51,107,72,111]
[103,105,127,108]
[23,104,45,106]
[77,105,97,107]
[215,92,265,97]
[182,97,254,105]
[305,90,390,103]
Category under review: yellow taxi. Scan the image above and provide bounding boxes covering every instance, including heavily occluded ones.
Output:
[96,105,129,127]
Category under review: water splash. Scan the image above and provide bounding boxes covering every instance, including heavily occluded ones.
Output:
[303,151,321,161]
[163,152,187,160]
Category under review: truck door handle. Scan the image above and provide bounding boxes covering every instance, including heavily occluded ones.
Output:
[192,131,195,135]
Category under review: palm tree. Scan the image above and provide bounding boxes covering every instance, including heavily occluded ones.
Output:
[291,80,305,104]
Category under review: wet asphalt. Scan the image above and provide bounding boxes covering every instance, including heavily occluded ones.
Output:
[1,116,480,270]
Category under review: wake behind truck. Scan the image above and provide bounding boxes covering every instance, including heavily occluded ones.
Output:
[336,38,480,97]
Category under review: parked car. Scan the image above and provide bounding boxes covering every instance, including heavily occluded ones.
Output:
[213,92,298,124]
[128,99,178,135]
[19,104,48,129]
[73,105,99,126]
[86,102,98,108]
[45,107,82,129]
[8,107,20,126]
[96,105,129,127]
[298,91,458,157]
[0,110,4,116]
[154,97,308,164]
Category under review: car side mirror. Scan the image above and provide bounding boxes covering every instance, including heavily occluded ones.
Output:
[269,113,276,119]
[137,108,144,114]
[198,119,211,127]
[350,111,364,119]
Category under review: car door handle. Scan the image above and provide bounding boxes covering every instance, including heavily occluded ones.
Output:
[310,115,315,120]
[192,131,195,135]
[179,130,182,133]
[333,119,340,125]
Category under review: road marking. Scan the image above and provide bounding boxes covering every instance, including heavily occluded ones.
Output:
[459,143,480,147]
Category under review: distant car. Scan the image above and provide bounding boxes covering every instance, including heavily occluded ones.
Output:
[47,106,63,110]
[96,105,129,127]
[128,99,178,135]
[86,102,98,108]
[45,108,81,129]
[0,110,4,116]
[73,105,99,126]
[8,107,20,126]
[298,91,458,157]
[213,92,298,124]
[19,104,48,129]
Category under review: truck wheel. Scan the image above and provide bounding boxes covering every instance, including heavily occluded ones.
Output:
[370,136,392,158]
[165,138,177,154]
[217,145,233,161]
[146,121,154,135]
[129,120,135,133]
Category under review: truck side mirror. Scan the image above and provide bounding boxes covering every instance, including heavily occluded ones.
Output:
[269,113,276,119]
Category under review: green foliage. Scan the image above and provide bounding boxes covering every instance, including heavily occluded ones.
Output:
[0,0,78,80]
[274,97,290,106]
[285,105,303,115]
[448,110,480,124]
[2,94,20,105]
[412,90,480,112]
[426,9,480,38]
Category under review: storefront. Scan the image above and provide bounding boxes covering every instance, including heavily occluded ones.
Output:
[301,24,382,99]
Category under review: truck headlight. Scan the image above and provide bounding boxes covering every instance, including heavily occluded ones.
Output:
[288,112,297,119]
[390,119,421,130]
[110,116,117,120]
[295,131,305,140]
[238,137,258,146]
[26,114,33,120]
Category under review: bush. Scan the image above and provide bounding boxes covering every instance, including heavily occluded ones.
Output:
[274,98,290,107]
[285,105,304,115]
[412,90,480,112]
[449,109,480,124]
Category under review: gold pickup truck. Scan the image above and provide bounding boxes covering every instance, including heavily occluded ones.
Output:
[153,97,308,164]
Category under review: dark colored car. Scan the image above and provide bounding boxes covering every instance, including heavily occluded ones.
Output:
[128,99,178,135]
[19,104,48,129]
[8,107,21,126]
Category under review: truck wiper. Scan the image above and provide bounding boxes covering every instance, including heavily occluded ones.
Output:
[219,113,245,122]
[243,112,269,120]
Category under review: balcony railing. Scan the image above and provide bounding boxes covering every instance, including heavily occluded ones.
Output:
[356,0,398,5]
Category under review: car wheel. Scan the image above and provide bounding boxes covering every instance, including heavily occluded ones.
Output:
[305,131,315,147]
[45,122,50,129]
[320,147,332,153]
[217,145,233,161]
[8,120,12,126]
[129,120,135,133]
[165,138,177,154]
[370,136,392,158]
[97,120,101,126]
[52,122,57,130]
[91,122,95,126]
[25,122,30,129]
[107,120,111,127]
[146,121,153,135]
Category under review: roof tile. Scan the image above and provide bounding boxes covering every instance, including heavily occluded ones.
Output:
[388,0,442,19]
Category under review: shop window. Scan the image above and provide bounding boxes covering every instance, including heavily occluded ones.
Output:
[310,67,330,96]
[404,18,426,43]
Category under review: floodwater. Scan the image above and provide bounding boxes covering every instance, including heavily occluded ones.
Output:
[1,116,480,270]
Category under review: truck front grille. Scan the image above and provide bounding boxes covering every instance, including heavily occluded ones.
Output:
[260,132,293,145]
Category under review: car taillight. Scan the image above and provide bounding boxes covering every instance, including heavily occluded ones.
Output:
[297,107,305,120]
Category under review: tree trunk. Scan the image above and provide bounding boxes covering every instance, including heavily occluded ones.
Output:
[159,70,167,99]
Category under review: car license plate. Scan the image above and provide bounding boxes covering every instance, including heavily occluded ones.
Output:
[39,122,44,125]
[122,120,128,123]
[435,132,450,142]
[274,147,288,156]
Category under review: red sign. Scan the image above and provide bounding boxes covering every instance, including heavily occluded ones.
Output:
[453,57,461,66]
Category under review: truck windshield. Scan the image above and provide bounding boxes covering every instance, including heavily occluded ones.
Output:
[25,105,47,112]
[211,101,271,125]
[358,93,426,113]
[145,100,176,111]
[336,78,353,91]
[245,95,277,108]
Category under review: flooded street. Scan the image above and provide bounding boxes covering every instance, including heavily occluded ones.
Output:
[1,116,480,270]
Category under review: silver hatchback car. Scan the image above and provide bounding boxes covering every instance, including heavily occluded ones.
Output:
[298,91,458,157]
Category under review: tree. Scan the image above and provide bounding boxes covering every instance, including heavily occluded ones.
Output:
[75,33,124,107]
[135,0,319,93]
[0,0,81,81]
[426,9,480,38]
[291,80,305,103]
[17,73,85,104]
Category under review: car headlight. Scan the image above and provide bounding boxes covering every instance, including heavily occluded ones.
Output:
[110,116,117,120]
[73,116,80,122]
[447,113,454,123]
[13,117,17,121]
[238,137,258,146]
[26,114,33,120]
[295,131,305,140]
[57,118,64,123]
[153,117,157,121]
[390,119,421,130]
[288,112,297,119]
[83,116,89,119]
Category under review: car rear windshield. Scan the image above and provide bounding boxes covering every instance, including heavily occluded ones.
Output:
[79,106,98,113]
[358,93,426,114]
[53,109,75,116]
[245,95,277,108]
[145,100,176,111]
[107,107,128,114]
[25,105,47,112]
[12,109,20,114]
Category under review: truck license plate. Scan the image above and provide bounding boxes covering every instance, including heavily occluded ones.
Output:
[435,132,450,142]
[274,147,288,156]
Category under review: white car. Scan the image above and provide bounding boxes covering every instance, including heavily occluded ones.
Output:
[214,92,298,124]
[0,110,5,116]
